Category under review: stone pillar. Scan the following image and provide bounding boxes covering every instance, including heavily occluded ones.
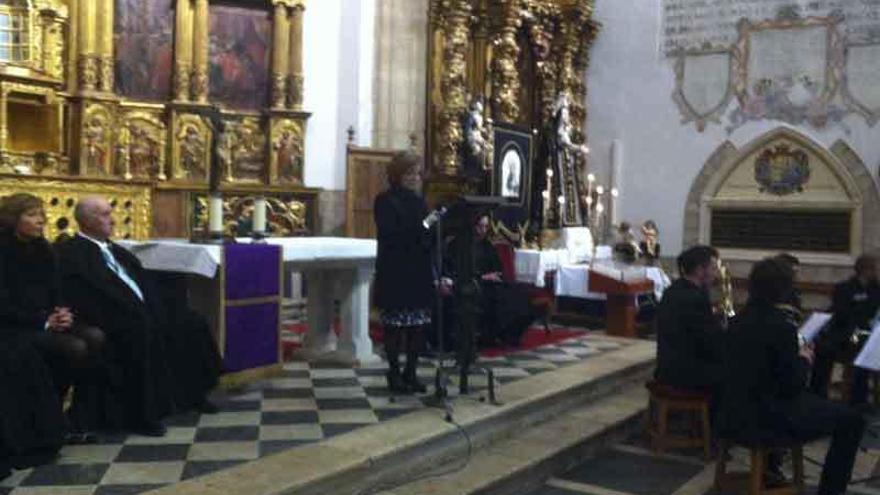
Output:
[174,0,193,101]
[76,0,97,91]
[271,2,290,109]
[97,0,114,91]
[287,3,304,109]
[191,0,210,102]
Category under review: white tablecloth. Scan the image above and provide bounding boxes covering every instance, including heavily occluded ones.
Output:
[118,237,377,278]
[554,263,671,300]
[513,245,613,288]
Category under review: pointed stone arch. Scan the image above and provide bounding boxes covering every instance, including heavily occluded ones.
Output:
[682,127,880,265]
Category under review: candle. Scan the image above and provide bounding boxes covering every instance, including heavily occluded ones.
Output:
[253,196,267,234]
[208,195,223,234]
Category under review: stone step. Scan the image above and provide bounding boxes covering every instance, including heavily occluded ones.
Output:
[377,383,648,495]
[146,337,655,495]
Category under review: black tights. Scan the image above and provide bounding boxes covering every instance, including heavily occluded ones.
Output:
[384,326,424,375]
[31,325,105,395]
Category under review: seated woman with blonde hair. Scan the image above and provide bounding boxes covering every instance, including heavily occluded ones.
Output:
[0,193,105,445]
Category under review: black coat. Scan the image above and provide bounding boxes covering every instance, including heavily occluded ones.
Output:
[824,277,880,351]
[719,302,811,442]
[0,234,60,335]
[373,186,435,311]
[655,278,724,389]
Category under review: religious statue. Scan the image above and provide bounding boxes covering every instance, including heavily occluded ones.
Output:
[639,220,661,265]
[179,126,206,178]
[274,129,302,182]
[460,97,492,178]
[84,118,108,175]
[549,92,589,226]
[216,125,235,182]
[130,126,162,179]
[116,125,132,180]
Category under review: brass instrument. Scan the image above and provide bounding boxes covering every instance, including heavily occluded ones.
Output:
[716,260,736,325]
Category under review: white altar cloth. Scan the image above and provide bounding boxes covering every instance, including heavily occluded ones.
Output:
[554,263,671,300]
[118,237,379,365]
[513,245,613,288]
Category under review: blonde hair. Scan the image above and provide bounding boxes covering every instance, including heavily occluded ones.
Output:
[386,151,422,186]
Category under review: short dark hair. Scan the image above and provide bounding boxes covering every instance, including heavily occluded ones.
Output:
[386,151,421,186]
[775,253,800,268]
[0,193,44,233]
[748,257,794,306]
[676,245,719,276]
[855,254,877,276]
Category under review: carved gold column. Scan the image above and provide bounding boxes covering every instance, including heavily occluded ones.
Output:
[491,0,522,123]
[174,0,193,101]
[77,0,98,91]
[97,0,114,91]
[191,0,210,103]
[271,1,290,109]
[0,88,8,151]
[287,2,305,109]
[435,0,470,175]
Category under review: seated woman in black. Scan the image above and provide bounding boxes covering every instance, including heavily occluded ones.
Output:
[444,213,535,348]
[0,193,105,441]
[720,258,865,495]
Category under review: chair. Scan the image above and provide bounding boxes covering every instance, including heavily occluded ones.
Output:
[645,380,712,459]
[493,242,555,333]
[714,439,805,495]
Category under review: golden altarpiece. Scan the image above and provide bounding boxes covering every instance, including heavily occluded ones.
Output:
[0,0,316,240]
[426,0,599,237]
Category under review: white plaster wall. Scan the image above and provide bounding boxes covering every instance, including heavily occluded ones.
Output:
[586,0,880,256]
[302,0,375,191]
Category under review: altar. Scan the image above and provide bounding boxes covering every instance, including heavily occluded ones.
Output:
[119,237,379,379]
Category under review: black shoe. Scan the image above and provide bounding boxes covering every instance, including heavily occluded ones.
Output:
[64,430,98,445]
[197,399,219,414]
[133,421,167,437]
[386,370,406,393]
[403,368,427,394]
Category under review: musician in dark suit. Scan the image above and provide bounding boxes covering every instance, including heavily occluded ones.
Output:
[655,245,724,391]
[810,255,880,406]
[374,152,434,394]
[720,258,865,495]
[56,197,221,436]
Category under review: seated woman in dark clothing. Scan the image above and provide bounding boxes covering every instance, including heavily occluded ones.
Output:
[443,214,536,348]
[0,193,105,441]
[720,258,865,495]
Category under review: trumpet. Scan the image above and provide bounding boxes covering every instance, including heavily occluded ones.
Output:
[716,260,736,321]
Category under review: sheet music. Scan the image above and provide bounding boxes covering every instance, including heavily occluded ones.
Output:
[854,321,880,371]
[797,312,832,344]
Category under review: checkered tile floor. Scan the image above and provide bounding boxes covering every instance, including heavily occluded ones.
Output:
[0,329,626,495]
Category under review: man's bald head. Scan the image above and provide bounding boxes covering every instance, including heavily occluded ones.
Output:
[75,196,114,240]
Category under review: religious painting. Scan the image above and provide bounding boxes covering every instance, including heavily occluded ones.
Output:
[113,0,173,101]
[492,123,531,207]
[208,5,271,110]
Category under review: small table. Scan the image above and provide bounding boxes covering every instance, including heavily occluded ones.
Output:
[588,268,654,338]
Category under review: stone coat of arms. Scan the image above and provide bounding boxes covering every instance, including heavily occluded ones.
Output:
[754,145,810,195]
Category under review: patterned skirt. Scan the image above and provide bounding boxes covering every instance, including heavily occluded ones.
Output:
[379,308,432,329]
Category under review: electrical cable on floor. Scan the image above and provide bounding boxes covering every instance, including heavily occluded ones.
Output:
[355,416,475,495]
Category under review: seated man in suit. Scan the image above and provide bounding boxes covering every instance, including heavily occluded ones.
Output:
[56,197,221,436]
[655,245,724,392]
[721,258,865,495]
[811,254,880,407]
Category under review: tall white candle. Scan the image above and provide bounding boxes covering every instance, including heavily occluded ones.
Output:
[208,195,223,233]
[253,197,267,233]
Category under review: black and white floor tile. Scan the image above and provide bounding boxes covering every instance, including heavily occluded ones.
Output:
[0,330,623,494]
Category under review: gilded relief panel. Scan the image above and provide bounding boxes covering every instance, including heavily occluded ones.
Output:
[113,0,174,101]
[171,113,211,181]
[223,117,266,183]
[119,107,167,180]
[270,118,303,185]
[80,103,114,176]
[192,192,312,237]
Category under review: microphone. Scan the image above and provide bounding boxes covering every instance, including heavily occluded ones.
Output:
[422,207,448,229]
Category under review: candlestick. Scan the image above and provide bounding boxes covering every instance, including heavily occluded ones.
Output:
[252,196,267,241]
[208,194,223,239]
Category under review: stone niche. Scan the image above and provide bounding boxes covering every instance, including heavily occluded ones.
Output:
[683,127,880,307]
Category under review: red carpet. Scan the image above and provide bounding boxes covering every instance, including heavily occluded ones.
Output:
[281,321,587,360]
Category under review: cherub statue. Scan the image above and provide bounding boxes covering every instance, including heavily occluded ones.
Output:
[461,96,493,177]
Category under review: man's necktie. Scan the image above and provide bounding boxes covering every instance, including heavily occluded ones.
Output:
[100,245,144,301]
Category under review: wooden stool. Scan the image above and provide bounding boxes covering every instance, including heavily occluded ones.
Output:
[645,380,712,459]
[714,440,805,495]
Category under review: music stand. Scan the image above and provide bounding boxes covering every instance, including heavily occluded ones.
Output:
[427,195,506,418]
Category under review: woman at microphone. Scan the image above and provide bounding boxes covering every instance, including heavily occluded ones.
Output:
[374,152,435,393]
